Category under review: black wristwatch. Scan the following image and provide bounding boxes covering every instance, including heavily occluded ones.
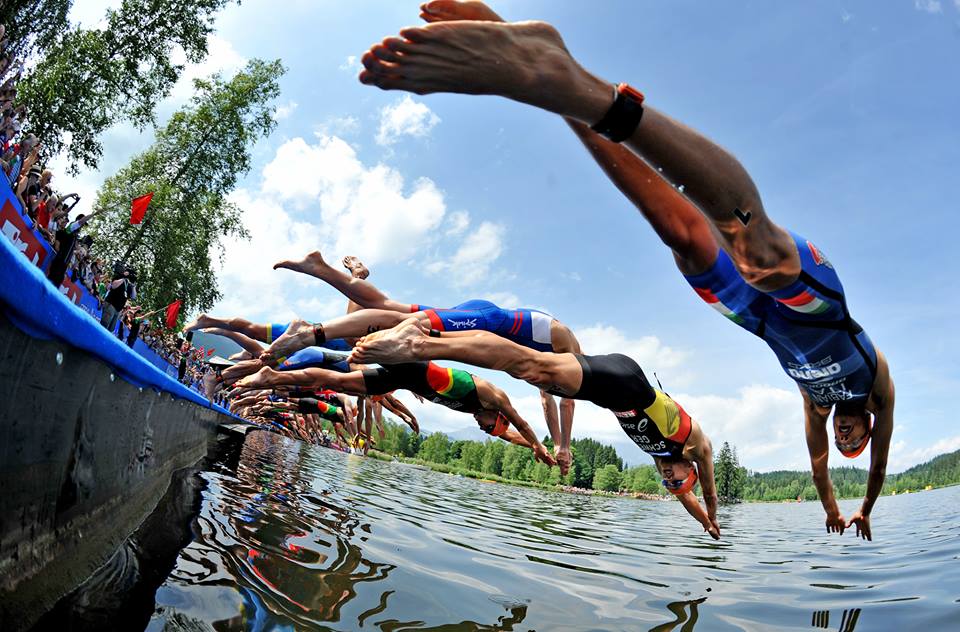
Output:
[590,83,645,143]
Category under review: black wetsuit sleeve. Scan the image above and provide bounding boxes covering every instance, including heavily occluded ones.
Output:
[297,398,321,414]
[361,362,429,396]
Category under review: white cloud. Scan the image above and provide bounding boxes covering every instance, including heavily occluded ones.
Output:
[211,189,320,322]
[675,385,807,470]
[209,132,512,319]
[426,221,506,288]
[887,434,960,473]
[260,135,448,266]
[914,0,942,13]
[273,101,298,121]
[574,324,690,382]
[444,210,470,236]
[315,115,361,137]
[339,55,359,71]
[376,96,441,146]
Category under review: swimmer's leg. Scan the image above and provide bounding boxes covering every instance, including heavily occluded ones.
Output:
[182,313,272,341]
[201,327,265,357]
[262,310,410,363]
[353,321,584,394]
[366,6,796,289]
[274,250,414,312]
[235,365,368,393]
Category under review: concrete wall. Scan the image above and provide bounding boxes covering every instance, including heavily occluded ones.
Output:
[0,314,235,631]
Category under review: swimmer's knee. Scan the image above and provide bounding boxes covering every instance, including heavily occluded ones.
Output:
[560,397,575,414]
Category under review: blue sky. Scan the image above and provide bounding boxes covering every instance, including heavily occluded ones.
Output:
[63,1,960,472]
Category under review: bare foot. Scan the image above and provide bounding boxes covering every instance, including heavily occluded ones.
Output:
[182,313,218,333]
[262,318,316,364]
[419,0,504,23]
[554,446,572,477]
[236,366,282,391]
[274,250,334,279]
[358,18,612,123]
[342,255,370,280]
[349,320,428,364]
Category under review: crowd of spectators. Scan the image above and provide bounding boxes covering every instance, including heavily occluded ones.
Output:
[0,23,218,397]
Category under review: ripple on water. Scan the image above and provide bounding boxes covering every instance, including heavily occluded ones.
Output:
[148,433,960,631]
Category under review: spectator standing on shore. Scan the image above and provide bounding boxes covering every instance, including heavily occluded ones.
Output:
[100,268,136,331]
[46,208,102,286]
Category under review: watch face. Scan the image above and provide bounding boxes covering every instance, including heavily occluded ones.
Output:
[618,83,645,104]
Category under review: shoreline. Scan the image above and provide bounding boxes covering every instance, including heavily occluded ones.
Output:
[367,450,959,504]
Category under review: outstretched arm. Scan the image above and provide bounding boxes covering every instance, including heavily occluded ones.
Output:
[676,491,719,540]
[803,391,846,535]
[686,421,719,535]
[849,355,895,541]
[477,379,555,466]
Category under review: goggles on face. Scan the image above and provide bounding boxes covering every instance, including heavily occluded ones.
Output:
[662,467,698,496]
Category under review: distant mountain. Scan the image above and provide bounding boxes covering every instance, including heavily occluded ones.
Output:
[443,426,493,443]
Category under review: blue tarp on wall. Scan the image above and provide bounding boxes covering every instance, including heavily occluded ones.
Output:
[0,176,238,419]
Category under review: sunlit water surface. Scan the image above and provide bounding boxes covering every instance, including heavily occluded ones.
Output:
[148,432,960,631]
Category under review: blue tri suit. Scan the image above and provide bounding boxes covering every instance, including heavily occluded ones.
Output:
[411,299,556,352]
[684,232,878,407]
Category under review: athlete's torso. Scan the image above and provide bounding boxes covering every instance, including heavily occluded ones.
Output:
[687,233,878,407]
[568,354,691,459]
[414,299,555,352]
[366,361,485,414]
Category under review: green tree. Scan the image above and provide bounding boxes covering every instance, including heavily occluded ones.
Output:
[0,0,72,63]
[18,0,237,172]
[714,442,748,502]
[501,444,533,480]
[480,441,504,476]
[88,59,284,318]
[592,464,622,492]
[458,442,485,472]
[418,432,451,464]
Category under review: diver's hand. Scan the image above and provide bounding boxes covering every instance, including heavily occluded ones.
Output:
[846,510,871,541]
[825,511,846,535]
[533,443,556,467]
[709,516,721,539]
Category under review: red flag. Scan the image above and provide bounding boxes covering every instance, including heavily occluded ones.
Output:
[164,299,182,329]
[206,348,215,356]
[130,192,154,225]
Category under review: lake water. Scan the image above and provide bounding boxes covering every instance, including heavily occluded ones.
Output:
[147,431,960,631]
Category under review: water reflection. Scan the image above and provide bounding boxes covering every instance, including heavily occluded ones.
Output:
[150,431,960,631]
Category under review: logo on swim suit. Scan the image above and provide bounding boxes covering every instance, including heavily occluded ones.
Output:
[807,241,833,268]
[613,409,637,418]
[787,362,842,381]
[447,318,478,329]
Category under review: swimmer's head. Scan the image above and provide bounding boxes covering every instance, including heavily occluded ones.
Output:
[833,400,872,458]
[656,458,698,495]
[474,410,508,437]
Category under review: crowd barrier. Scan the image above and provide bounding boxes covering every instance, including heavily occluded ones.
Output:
[0,176,236,417]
